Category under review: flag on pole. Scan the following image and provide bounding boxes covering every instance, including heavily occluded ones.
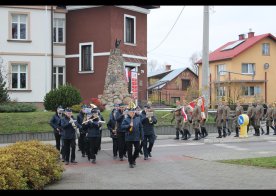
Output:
[187,96,206,119]
[181,106,188,122]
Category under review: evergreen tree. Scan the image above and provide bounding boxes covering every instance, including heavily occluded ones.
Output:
[0,66,10,103]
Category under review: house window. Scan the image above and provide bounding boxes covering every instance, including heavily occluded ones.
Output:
[124,15,136,44]
[217,64,226,76]
[182,79,190,90]
[79,42,93,72]
[242,86,260,96]
[11,14,28,40]
[262,43,270,56]
[53,66,65,89]
[11,64,28,89]
[242,63,255,74]
[217,86,225,97]
[53,18,65,43]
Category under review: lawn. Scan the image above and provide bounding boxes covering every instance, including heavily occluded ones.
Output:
[219,156,276,169]
[0,110,215,134]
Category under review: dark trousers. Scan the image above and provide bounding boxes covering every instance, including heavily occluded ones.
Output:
[112,138,119,156]
[79,133,86,155]
[88,137,98,160]
[117,132,127,158]
[96,130,102,153]
[54,132,61,151]
[126,141,140,165]
[142,134,155,157]
[60,137,65,159]
[64,139,76,162]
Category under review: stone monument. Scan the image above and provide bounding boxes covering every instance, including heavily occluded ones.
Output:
[99,48,130,110]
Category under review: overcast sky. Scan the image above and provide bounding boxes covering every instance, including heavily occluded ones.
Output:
[147,6,276,71]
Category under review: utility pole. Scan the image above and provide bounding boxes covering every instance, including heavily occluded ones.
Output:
[202,6,210,106]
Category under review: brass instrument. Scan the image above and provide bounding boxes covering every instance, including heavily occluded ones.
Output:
[82,114,106,124]
[146,111,154,124]
[70,117,80,137]
[129,117,134,132]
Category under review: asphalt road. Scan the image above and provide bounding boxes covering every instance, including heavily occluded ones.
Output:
[45,134,276,190]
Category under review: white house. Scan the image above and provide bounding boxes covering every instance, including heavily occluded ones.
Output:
[0,6,66,106]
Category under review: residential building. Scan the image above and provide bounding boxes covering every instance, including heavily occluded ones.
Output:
[197,32,276,107]
[0,6,66,107]
[65,6,159,104]
[148,66,198,105]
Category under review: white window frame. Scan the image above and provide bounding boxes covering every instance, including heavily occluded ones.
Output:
[217,64,226,76]
[124,14,136,45]
[242,86,260,96]
[11,14,28,40]
[53,18,65,43]
[79,42,94,73]
[262,43,270,56]
[242,63,255,74]
[11,63,28,90]
[53,66,65,89]
[217,86,226,97]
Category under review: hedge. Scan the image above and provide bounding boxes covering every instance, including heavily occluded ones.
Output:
[0,140,64,190]
[0,103,36,113]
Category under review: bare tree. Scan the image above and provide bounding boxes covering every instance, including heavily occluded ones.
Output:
[147,59,158,74]
[189,51,201,75]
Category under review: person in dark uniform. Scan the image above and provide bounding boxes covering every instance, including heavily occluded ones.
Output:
[60,108,81,165]
[77,105,88,157]
[141,105,157,160]
[82,110,102,164]
[135,106,144,156]
[115,104,128,161]
[121,108,144,168]
[233,100,244,137]
[50,106,64,152]
[107,103,120,159]
[90,104,104,154]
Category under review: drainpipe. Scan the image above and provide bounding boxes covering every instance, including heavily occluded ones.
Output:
[51,6,54,89]
[265,72,267,103]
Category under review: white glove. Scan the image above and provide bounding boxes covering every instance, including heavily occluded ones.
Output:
[69,119,74,123]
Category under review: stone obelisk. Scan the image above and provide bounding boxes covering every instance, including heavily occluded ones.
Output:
[99,48,130,110]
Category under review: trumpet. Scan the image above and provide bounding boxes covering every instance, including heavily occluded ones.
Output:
[146,111,154,124]
[129,117,134,132]
[82,114,106,124]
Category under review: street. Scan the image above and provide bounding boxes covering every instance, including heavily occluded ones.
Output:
[45,133,276,190]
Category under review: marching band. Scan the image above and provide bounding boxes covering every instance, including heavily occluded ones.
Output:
[50,98,276,168]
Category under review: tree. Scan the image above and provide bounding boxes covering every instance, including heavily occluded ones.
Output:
[0,58,10,104]
[189,51,201,75]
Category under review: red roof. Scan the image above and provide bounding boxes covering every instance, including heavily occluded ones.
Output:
[197,33,276,64]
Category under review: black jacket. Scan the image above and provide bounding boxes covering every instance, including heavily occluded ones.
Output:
[107,109,118,138]
[50,113,62,134]
[60,116,81,139]
[115,109,125,132]
[140,111,157,135]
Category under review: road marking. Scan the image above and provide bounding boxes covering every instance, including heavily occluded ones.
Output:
[213,143,248,151]
[256,151,273,154]
[267,141,276,143]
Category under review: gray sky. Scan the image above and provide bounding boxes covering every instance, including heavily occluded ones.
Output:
[147,6,276,71]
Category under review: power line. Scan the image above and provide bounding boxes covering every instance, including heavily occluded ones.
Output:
[148,6,185,54]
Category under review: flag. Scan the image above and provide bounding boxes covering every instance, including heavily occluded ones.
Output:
[187,96,206,119]
[181,106,188,122]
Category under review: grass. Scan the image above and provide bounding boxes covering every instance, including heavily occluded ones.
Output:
[219,156,276,169]
[0,110,216,134]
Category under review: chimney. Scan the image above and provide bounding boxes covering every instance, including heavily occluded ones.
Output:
[165,65,171,71]
[248,31,255,38]
[238,34,245,40]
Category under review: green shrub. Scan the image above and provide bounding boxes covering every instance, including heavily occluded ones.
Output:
[0,140,64,190]
[71,104,82,113]
[0,103,36,113]
[43,84,82,111]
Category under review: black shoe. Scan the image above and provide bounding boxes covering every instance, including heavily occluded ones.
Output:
[62,159,65,162]
[148,152,152,157]
[144,157,148,160]
[182,137,187,140]
[216,135,222,138]
[228,132,231,136]
[223,134,227,137]
[129,164,134,168]
[124,154,128,158]
[261,131,265,135]
[65,162,69,165]
[82,154,85,157]
[265,133,269,135]
[205,133,208,137]
[174,137,180,140]
[71,160,78,164]
[120,158,124,161]
[273,133,276,135]
[193,138,199,140]
[78,149,81,151]
[234,135,239,137]
[133,161,136,165]
[187,134,191,139]
[92,159,96,164]
[113,155,118,159]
